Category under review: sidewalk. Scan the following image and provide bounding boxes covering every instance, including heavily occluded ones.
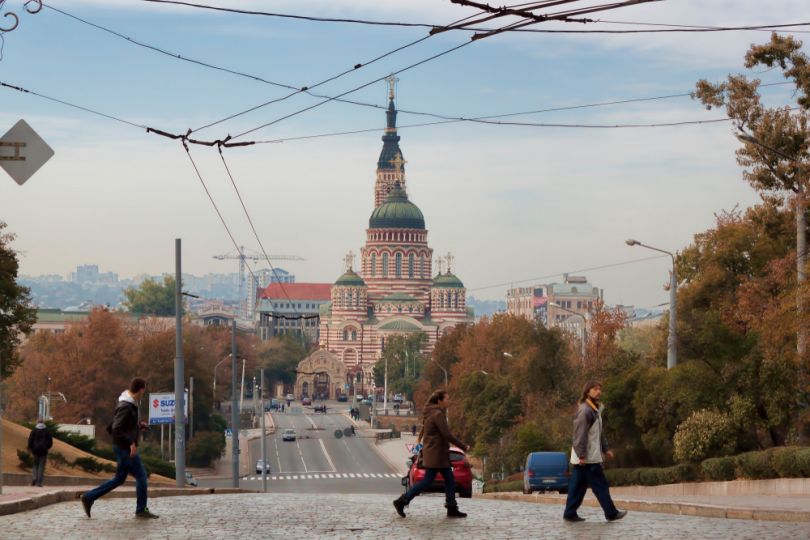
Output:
[483,491,810,522]
[0,484,249,516]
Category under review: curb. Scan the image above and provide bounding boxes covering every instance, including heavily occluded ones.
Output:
[480,492,810,523]
[0,487,254,517]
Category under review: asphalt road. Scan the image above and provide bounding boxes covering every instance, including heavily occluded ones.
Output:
[200,407,403,495]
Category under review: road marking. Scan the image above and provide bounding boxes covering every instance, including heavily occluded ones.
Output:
[296,439,309,472]
[272,476,277,480]
[328,474,334,478]
[318,438,337,473]
[362,473,370,478]
[292,475,299,480]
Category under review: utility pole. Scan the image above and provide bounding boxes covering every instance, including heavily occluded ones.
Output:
[1,350,4,495]
[383,354,388,416]
[174,238,186,487]
[231,318,239,488]
[260,368,267,493]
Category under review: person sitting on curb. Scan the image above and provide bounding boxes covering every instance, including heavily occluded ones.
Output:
[563,380,627,523]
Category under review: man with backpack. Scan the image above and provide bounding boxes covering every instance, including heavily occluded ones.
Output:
[27,418,53,487]
[80,377,158,519]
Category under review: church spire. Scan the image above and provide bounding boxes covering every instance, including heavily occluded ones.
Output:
[375,75,406,207]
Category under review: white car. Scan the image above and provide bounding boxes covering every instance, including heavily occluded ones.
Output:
[286,394,295,401]
[282,428,297,441]
[256,459,271,474]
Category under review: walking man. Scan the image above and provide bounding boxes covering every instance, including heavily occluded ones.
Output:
[81,377,158,519]
[563,380,626,523]
[27,418,53,487]
[393,389,469,519]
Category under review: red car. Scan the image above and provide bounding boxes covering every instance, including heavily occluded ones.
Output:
[402,446,473,499]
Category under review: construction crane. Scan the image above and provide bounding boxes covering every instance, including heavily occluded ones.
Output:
[213,246,305,319]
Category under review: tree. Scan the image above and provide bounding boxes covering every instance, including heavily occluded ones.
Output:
[258,334,309,390]
[585,298,628,372]
[122,276,177,316]
[0,222,37,378]
[694,33,810,367]
[373,333,426,401]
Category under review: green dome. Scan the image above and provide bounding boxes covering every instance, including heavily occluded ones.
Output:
[369,183,425,230]
[433,272,465,289]
[334,269,366,287]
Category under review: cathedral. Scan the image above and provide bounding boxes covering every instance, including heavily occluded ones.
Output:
[295,79,474,400]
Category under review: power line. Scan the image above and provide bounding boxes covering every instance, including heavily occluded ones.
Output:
[468,254,669,292]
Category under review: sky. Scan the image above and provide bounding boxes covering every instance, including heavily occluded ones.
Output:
[0,0,806,307]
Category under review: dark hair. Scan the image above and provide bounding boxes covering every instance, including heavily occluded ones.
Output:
[579,380,602,403]
[426,389,448,406]
[129,377,147,393]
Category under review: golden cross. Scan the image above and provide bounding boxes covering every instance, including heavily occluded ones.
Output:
[386,74,400,100]
[344,250,356,272]
[445,252,455,273]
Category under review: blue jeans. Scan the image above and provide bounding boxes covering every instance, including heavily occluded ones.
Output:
[404,467,456,506]
[563,463,618,519]
[83,445,148,513]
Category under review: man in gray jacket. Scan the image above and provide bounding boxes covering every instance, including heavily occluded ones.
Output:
[563,380,627,522]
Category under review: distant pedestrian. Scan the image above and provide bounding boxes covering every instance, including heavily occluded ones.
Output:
[27,417,53,487]
[411,424,417,437]
[393,389,469,519]
[281,403,285,413]
[81,377,158,519]
[563,380,626,523]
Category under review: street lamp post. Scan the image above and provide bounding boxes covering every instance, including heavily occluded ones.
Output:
[550,302,587,358]
[626,238,678,369]
[430,358,449,388]
[213,357,228,407]
[383,354,388,416]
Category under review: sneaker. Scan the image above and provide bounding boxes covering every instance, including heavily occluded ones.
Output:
[607,510,627,522]
[446,506,467,518]
[81,496,93,518]
[135,508,160,519]
[563,515,586,522]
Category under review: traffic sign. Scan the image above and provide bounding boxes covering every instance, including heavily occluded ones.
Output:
[0,119,54,185]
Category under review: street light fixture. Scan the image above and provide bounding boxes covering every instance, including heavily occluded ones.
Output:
[626,238,678,369]
[212,356,229,406]
[549,302,587,358]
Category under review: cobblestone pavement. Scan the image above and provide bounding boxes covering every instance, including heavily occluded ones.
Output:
[0,493,807,539]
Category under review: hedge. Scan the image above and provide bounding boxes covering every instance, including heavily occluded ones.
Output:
[483,480,523,493]
[606,464,697,487]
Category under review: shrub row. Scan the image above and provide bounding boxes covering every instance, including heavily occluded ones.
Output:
[483,480,523,493]
[606,464,698,487]
[19,449,115,474]
[702,447,810,481]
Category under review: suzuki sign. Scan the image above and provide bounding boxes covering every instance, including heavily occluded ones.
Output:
[148,391,188,425]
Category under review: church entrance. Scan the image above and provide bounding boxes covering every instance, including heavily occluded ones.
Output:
[314,372,330,400]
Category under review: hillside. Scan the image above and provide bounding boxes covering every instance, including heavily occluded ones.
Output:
[1,418,173,484]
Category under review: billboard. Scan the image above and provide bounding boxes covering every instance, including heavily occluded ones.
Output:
[148,391,188,425]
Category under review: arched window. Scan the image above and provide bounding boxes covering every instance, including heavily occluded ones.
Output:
[382,253,389,277]
[408,253,415,278]
[420,256,425,278]
[340,290,346,306]
[395,253,402,277]
[454,292,459,309]
[440,293,445,308]
[371,253,376,277]
[347,290,353,306]
[351,330,357,341]
[342,329,348,341]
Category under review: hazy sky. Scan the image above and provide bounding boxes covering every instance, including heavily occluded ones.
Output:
[0,0,805,305]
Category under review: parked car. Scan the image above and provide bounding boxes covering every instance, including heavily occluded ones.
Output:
[355,394,364,401]
[337,394,348,402]
[523,451,569,494]
[286,393,295,401]
[361,398,373,407]
[184,472,198,487]
[301,397,312,406]
[282,428,297,441]
[256,459,271,475]
[393,393,404,404]
[403,446,473,498]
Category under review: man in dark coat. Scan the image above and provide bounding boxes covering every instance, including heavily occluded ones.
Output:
[81,378,158,519]
[27,418,53,487]
[393,389,469,518]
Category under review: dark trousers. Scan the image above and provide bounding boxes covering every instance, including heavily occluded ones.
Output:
[404,467,457,506]
[31,454,47,486]
[83,445,148,513]
[563,463,619,519]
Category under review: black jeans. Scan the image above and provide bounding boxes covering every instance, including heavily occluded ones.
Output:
[563,463,619,519]
[31,454,47,486]
[404,467,457,506]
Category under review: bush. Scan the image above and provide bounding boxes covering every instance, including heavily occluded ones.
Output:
[73,456,104,473]
[606,464,697,487]
[673,409,735,463]
[91,445,115,462]
[701,456,736,481]
[141,455,175,479]
[21,420,97,453]
[102,463,117,473]
[48,451,70,467]
[17,449,33,468]
[187,431,226,468]
[735,450,777,479]
[483,480,523,493]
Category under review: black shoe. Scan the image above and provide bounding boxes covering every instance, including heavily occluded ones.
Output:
[446,506,467,518]
[563,515,586,522]
[607,510,627,522]
[135,508,159,519]
[31,480,36,486]
[81,496,93,518]
[393,496,407,518]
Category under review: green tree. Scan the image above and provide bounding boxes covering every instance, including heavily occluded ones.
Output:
[0,222,37,378]
[123,276,177,316]
[373,333,426,401]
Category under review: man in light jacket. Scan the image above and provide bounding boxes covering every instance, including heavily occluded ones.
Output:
[563,380,627,523]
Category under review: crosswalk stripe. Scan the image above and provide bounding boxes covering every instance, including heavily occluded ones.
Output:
[272,476,278,480]
[348,473,356,478]
[293,475,299,480]
[328,474,334,478]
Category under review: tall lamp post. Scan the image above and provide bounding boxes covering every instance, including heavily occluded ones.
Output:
[736,132,806,359]
[549,303,587,358]
[212,357,228,407]
[626,238,678,369]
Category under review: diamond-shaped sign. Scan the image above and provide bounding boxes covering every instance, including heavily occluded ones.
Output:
[0,119,55,186]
